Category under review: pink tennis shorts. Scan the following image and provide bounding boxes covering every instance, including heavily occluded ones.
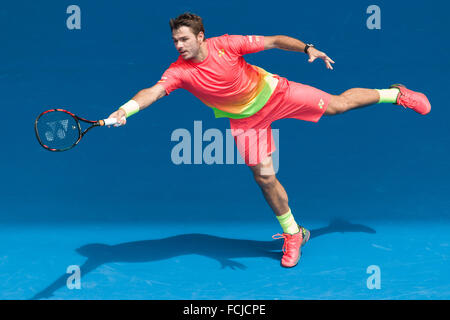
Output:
[229,76,331,166]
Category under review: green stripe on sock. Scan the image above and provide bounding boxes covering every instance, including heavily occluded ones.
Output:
[276,209,300,234]
[376,88,400,104]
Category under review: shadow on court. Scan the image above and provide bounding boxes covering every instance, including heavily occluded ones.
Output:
[30,219,375,300]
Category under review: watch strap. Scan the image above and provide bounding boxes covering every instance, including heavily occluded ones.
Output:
[304,44,314,53]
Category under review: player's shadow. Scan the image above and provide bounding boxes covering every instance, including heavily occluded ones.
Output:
[30,218,375,300]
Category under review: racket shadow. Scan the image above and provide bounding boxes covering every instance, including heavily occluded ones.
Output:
[29,218,376,300]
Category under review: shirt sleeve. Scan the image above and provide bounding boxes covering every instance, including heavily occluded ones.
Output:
[226,34,265,56]
[157,65,183,95]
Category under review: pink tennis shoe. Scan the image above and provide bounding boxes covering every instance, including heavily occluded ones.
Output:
[272,226,311,268]
[390,84,431,115]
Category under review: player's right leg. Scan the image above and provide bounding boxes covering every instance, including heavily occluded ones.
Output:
[249,155,310,268]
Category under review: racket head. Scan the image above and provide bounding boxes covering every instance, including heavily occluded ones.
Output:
[34,109,82,151]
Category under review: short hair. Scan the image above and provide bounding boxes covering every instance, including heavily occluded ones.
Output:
[169,12,205,36]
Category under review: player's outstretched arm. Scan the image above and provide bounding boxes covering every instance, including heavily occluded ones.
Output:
[107,84,167,126]
[264,35,335,70]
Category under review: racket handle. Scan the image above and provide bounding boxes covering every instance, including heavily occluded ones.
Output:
[101,118,117,126]
[101,117,126,126]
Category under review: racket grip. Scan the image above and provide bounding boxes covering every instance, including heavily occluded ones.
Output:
[102,118,118,126]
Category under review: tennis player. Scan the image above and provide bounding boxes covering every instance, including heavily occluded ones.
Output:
[107,13,431,268]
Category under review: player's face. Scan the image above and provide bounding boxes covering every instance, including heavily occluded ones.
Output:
[172,26,204,60]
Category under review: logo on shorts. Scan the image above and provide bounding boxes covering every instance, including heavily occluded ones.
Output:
[318,98,324,109]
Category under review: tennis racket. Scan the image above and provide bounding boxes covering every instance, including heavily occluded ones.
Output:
[34,108,123,152]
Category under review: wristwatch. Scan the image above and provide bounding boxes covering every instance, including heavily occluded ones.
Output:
[304,43,314,53]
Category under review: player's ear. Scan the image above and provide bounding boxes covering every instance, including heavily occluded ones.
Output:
[197,31,205,42]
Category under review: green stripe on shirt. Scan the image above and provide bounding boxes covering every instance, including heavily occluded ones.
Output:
[212,74,279,119]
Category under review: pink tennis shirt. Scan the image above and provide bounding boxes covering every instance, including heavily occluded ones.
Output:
[157,34,279,119]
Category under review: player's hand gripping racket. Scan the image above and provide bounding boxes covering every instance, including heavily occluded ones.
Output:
[34,108,124,152]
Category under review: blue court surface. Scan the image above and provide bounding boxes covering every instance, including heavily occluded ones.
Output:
[1,0,449,300]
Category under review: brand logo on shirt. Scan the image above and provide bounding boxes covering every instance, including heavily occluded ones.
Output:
[318,98,324,109]
[218,49,225,57]
[248,36,260,43]
[158,76,167,83]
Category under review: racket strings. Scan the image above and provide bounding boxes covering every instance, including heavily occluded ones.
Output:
[36,111,80,150]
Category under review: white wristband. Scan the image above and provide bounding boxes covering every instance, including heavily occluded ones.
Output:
[119,100,140,117]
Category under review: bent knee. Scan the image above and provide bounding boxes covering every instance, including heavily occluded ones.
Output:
[326,95,349,115]
[254,173,277,189]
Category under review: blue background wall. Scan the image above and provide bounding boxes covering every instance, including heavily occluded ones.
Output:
[1,0,448,224]
[1,0,449,301]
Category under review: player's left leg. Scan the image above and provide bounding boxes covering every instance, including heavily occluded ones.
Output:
[325,85,431,116]
[325,88,380,115]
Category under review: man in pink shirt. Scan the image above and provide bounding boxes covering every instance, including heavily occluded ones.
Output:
[108,13,431,268]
